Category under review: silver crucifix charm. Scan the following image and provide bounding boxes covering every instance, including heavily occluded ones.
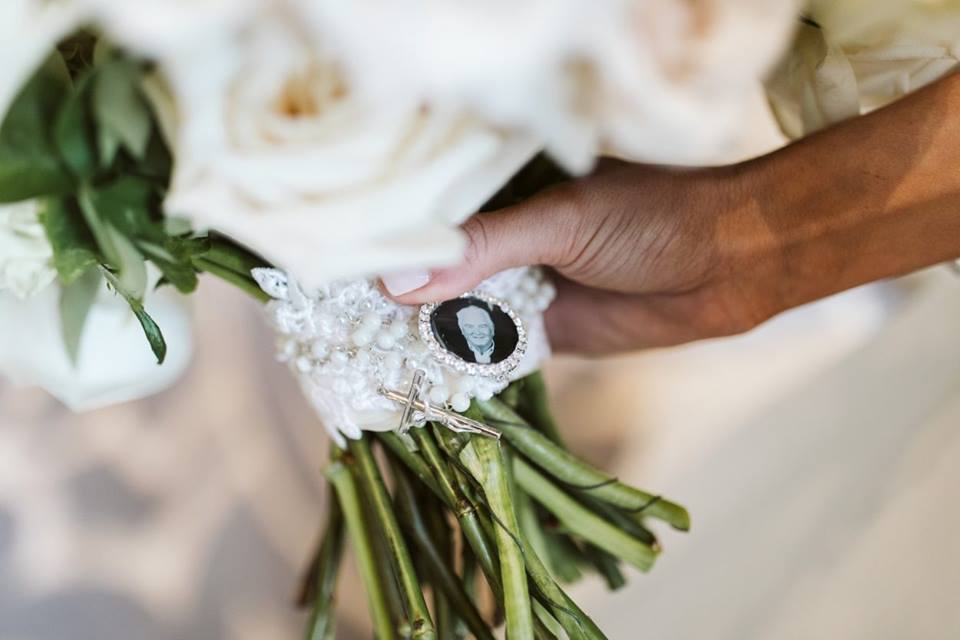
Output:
[379,370,501,439]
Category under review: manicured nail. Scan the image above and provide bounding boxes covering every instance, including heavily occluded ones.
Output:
[381,269,431,297]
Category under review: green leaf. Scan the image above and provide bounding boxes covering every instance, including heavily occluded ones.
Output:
[131,299,166,365]
[54,72,97,178]
[78,178,159,290]
[108,224,147,299]
[81,177,202,294]
[0,56,74,202]
[82,176,161,241]
[78,182,121,268]
[38,198,99,284]
[57,31,98,79]
[101,267,167,364]
[163,216,193,236]
[139,235,202,294]
[59,267,102,365]
[93,59,152,163]
[136,129,173,185]
[98,122,122,167]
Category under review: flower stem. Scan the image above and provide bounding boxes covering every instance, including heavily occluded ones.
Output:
[349,437,436,640]
[203,233,270,276]
[325,455,393,640]
[457,545,478,640]
[520,528,608,640]
[390,460,496,640]
[410,429,501,587]
[303,496,346,640]
[382,429,504,604]
[514,372,566,446]
[378,432,445,500]
[581,544,626,591]
[478,398,690,532]
[513,457,658,572]
[515,488,582,584]
[533,602,564,640]
[193,256,270,302]
[363,489,412,638]
[460,437,534,640]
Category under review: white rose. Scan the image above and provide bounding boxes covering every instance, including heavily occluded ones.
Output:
[0,200,57,299]
[81,0,260,59]
[307,0,798,171]
[585,0,799,164]
[767,0,960,138]
[0,0,81,123]
[0,277,192,411]
[143,3,537,291]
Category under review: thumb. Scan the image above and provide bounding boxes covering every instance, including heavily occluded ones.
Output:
[381,190,576,304]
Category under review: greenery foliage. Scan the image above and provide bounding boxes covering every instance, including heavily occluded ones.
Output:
[0,34,269,364]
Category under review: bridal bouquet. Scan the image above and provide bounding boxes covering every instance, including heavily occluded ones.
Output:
[1,1,801,638]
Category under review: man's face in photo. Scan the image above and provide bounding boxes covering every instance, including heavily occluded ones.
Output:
[456,305,494,352]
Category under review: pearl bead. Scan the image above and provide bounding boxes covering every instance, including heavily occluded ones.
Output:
[354,351,371,367]
[331,350,349,365]
[455,377,475,394]
[295,356,312,373]
[352,330,374,347]
[310,341,328,359]
[361,311,382,331]
[475,387,494,401]
[409,342,428,357]
[376,332,396,350]
[450,393,470,412]
[389,320,408,339]
[384,353,403,370]
[429,385,450,404]
[535,291,553,311]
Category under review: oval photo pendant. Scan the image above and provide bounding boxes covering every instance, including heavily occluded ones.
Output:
[418,292,527,378]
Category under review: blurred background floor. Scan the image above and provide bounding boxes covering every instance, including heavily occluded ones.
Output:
[3,264,960,640]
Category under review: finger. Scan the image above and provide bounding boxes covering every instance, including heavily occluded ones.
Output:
[381,188,576,303]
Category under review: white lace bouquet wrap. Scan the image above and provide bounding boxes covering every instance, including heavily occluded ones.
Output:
[255,266,554,445]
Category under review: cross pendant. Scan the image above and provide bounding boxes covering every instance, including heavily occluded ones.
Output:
[379,370,501,440]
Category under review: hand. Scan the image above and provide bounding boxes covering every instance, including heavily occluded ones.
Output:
[382,159,779,354]
[383,72,960,355]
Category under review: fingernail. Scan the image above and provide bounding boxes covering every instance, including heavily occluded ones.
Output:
[381,269,431,297]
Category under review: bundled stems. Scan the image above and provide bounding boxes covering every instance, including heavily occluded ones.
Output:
[409,429,502,588]
[308,375,690,640]
[390,460,495,640]
[348,438,436,640]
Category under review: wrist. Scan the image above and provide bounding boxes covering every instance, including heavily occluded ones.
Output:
[696,162,791,334]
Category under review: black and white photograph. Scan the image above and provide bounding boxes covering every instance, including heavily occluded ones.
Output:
[428,296,520,365]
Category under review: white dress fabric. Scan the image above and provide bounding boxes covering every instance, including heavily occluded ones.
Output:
[767,0,960,138]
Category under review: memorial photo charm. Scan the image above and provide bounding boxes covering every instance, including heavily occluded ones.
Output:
[419,292,527,378]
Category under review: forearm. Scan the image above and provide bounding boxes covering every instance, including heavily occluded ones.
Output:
[727,71,960,317]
